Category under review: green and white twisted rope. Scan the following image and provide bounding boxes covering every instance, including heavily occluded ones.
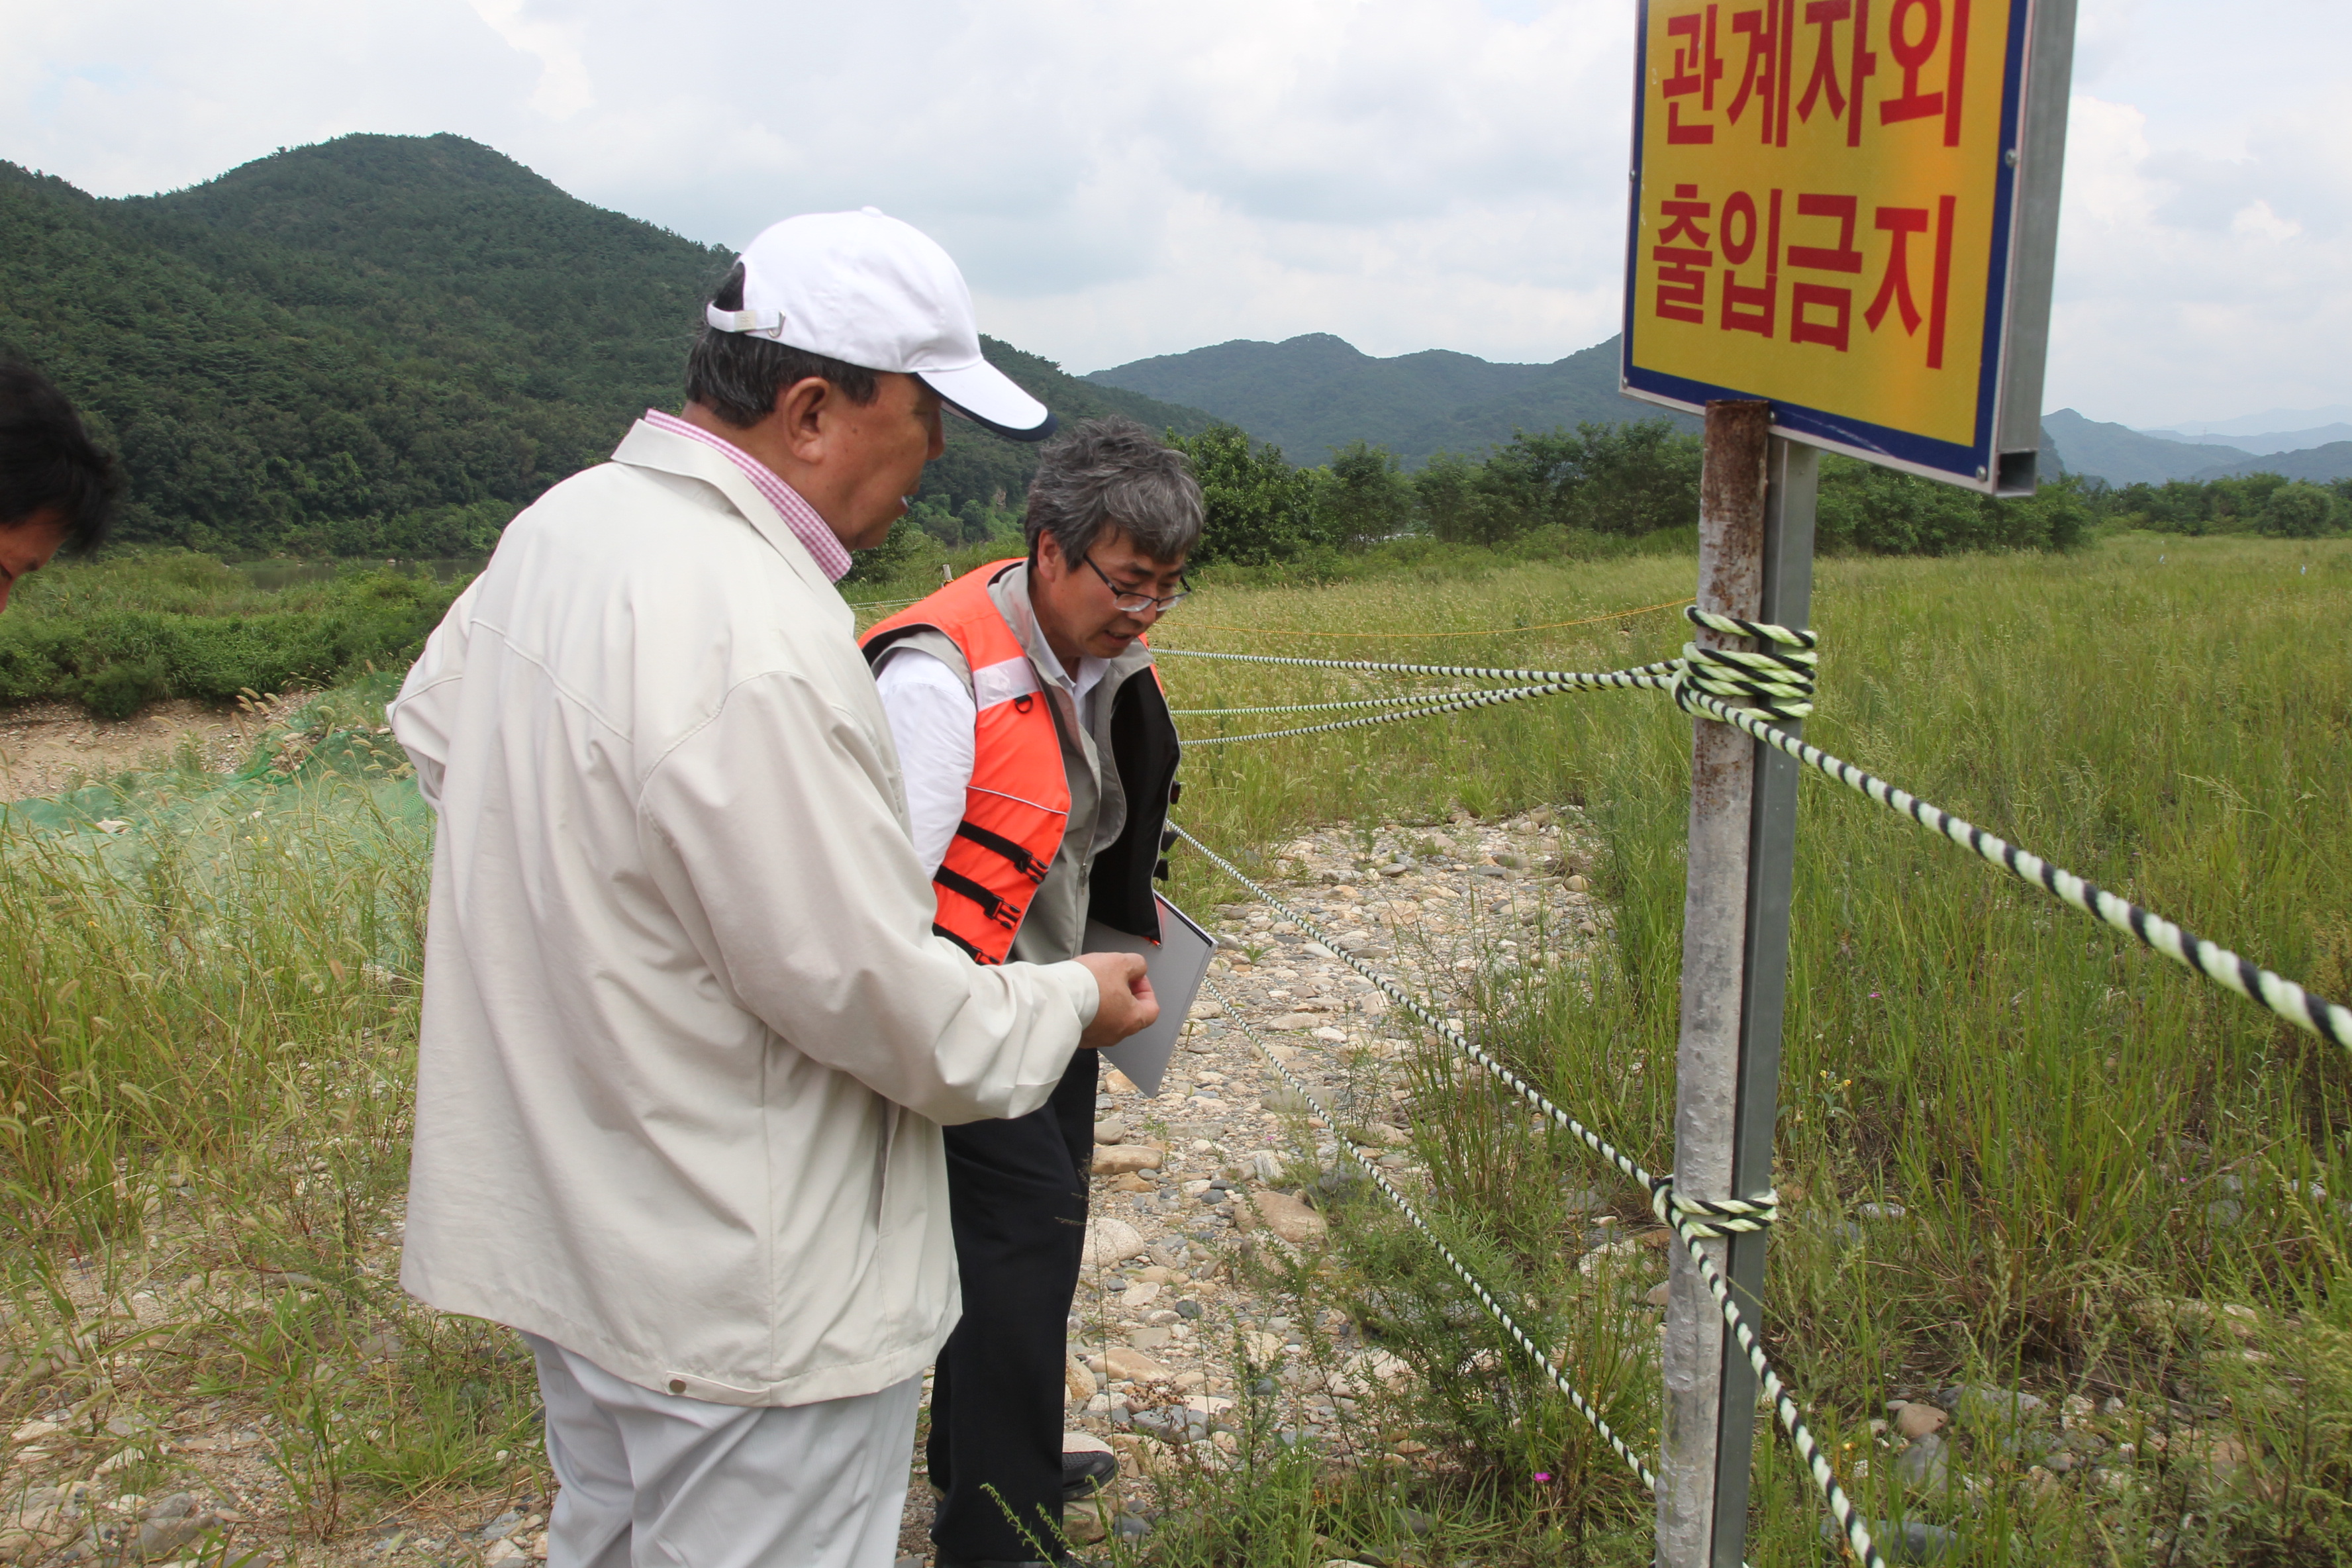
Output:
[1675,607,1818,723]
[1176,605,2349,1052]
[1158,644,1679,684]
[1181,682,1610,747]
[1661,677,2352,1052]
[1177,826,1881,1566]
[1168,609,1821,745]
[1171,691,1497,717]
[1206,974,1662,1494]
[1173,825,1771,1236]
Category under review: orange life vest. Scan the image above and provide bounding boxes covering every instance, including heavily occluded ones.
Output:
[862,562,1077,965]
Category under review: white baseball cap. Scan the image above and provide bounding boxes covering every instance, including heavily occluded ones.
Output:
[703,208,1055,442]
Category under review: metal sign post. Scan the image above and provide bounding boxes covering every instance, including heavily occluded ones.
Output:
[1629,1,2073,1560]
[1656,410,1818,1568]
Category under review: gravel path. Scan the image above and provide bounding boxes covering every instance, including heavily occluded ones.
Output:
[899,805,1612,1560]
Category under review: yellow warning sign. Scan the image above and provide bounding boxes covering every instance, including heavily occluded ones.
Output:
[1620,0,2074,493]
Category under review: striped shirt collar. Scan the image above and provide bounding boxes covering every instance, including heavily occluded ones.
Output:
[641,409,853,583]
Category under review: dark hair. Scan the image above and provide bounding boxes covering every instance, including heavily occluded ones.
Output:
[683,262,881,427]
[1024,417,1202,567]
[0,363,119,555]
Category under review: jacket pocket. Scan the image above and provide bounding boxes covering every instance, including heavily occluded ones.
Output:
[872,1100,901,1238]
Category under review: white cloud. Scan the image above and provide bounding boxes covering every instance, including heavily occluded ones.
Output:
[467,0,594,121]
[2044,83,2352,426]
[0,0,2346,424]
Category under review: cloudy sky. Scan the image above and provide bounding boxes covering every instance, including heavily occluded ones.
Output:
[2,0,2343,429]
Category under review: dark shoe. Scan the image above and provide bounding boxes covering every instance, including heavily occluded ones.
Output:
[1061,1447,1118,1501]
[933,1556,1102,1568]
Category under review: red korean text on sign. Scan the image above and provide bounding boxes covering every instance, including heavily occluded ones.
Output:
[1654,184,1714,322]
[1794,0,1876,148]
[1657,183,1955,366]
[1719,187,1783,336]
[1879,0,1971,146]
[1663,6,1727,143]
[1859,194,1958,365]
[1724,0,1794,146]
[1786,193,1861,349]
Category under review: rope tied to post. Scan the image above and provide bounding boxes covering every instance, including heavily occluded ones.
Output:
[1171,822,1884,1568]
[1671,606,1820,724]
[1649,1179,1778,1237]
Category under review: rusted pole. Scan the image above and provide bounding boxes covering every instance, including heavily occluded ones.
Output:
[1655,399,1772,1568]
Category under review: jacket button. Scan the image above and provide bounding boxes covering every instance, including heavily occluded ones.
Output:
[669,1379,687,1394]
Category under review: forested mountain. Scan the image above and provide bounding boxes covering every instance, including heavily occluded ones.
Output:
[0,134,1212,557]
[1086,332,1698,467]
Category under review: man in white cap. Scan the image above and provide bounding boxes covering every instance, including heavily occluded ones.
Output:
[390,209,1157,1568]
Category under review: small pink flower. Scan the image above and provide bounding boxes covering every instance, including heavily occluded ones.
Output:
[1534,1471,1552,1483]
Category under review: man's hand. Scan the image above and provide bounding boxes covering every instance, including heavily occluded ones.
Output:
[1074,953,1159,1050]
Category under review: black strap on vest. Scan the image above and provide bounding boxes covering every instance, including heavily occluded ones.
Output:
[934,865,1023,930]
[932,922,990,962]
[953,820,1050,885]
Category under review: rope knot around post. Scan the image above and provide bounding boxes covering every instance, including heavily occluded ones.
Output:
[1646,1177,1781,1238]
[1672,605,1820,724]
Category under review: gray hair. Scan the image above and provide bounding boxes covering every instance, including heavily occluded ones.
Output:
[684,262,879,427]
[1023,417,1202,566]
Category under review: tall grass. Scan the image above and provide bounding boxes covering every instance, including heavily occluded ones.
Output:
[0,691,541,1541]
[1125,530,2352,1564]
[5,531,2345,1561]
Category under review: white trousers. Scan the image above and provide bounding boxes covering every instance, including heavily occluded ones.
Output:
[524,1334,921,1568]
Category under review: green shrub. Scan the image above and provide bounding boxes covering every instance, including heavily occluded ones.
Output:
[0,563,465,715]
[2258,480,2343,538]
[82,657,168,720]
[1817,460,2092,554]
[1166,423,1338,566]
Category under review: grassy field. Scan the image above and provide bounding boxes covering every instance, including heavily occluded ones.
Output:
[2,530,2347,1565]
[1130,530,2352,1566]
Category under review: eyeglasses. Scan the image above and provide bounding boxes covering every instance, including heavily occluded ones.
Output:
[1079,552,1191,614]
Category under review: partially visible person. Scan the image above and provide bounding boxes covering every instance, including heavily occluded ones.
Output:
[388,211,1159,1568]
[863,416,1199,1568]
[0,362,118,611]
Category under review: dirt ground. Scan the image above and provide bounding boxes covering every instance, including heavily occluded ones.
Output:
[0,698,297,801]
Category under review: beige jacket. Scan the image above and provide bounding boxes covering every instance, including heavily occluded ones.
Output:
[388,420,1097,1407]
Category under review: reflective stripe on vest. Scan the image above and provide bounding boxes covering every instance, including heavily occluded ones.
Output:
[861,560,1071,965]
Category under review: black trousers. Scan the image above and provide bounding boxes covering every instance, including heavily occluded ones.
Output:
[928,1048,1100,1562]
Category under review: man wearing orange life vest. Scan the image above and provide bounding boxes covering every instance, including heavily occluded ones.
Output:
[862,417,1198,1568]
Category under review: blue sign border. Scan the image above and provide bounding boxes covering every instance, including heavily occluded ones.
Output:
[1620,0,2034,488]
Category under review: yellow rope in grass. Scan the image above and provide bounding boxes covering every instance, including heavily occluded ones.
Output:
[1166,595,1695,641]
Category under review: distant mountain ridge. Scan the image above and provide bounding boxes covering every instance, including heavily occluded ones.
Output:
[2039,410,2255,487]
[1093,332,2352,491]
[0,134,1214,555]
[2189,442,2352,484]
[1086,332,1697,467]
[2149,405,2352,440]
[2139,422,2352,456]
[2039,409,2352,487]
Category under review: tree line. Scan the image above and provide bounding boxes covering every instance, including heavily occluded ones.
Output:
[2094,472,2352,538]
[880,418,2352,581]
[981,420,2096,569]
